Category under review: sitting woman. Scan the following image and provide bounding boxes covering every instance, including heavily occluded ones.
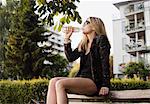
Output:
[46,17,111,104]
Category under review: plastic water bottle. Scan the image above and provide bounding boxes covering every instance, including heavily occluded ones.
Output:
[62,26,82,33]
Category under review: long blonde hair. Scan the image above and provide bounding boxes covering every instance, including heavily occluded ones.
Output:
[78,17,107,52]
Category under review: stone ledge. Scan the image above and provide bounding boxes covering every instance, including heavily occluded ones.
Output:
[68,89,150,103]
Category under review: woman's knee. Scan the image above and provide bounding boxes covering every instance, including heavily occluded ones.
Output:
[51,77,59,83]
[55,79,66,90]
[48,77,60,87]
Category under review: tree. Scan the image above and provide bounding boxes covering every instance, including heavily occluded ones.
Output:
[35,0,82,31]
[3,0,47,79]
[2,0,81,79]
[42,54,69,78]
[124,62,139,78]
[0,0,20,79]
[124,62,150,80]
[2,0,66,79]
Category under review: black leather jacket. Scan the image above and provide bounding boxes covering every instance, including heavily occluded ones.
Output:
[64,35,111,89]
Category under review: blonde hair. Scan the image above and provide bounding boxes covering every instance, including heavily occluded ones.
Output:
[78,17,107,53]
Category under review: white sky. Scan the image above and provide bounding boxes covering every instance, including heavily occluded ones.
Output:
[61,0,128,55]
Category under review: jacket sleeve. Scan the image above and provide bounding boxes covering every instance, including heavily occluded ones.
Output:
[64,43,81,62]
[99,35,111,88]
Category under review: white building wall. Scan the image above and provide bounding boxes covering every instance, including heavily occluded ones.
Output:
[113,19,122,74]
[113,18,131,75]
[144,0,150,46]
[119,5,128,18]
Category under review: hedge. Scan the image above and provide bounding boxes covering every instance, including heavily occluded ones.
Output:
[110,78,150,90]
[0,78,150,104]
[0,78,49,104]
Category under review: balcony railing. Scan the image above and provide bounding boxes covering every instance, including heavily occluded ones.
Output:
[125,3,144,14]
[125,21,145,33]
[125,39,146,52]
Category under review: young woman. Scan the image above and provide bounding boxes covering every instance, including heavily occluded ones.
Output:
[46,17,111,104]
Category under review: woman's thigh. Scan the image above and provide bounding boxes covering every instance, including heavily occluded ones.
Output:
[56,77,97,95]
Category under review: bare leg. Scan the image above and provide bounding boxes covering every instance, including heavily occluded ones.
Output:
[55,77,97,104]
[46,77,67,104]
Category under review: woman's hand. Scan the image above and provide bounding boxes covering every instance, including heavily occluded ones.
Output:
[63,26,74,39]
[99,87,109,95]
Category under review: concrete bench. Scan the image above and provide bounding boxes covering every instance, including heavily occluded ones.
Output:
[68,89,150,104]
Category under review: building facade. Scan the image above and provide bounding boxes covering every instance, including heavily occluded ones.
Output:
[0,0,5,6]
[113,0,150,77]
[38,30,64,56]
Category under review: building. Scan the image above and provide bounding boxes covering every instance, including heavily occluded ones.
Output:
[0,0,14,6]
[0,0,2,6]
[38,30,64,56]
[38,29,65,65]
[0,0,5,6]
[113,0,150,78]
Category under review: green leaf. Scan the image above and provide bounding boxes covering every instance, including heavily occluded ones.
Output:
[55,12,59,16]
[77,17,82,24]
[53,23,58,31]
[58,24,63,32]
[66,16,70,24]
[77,15,82,24]
[37,0,46,5]
[60,16,66,23]
[76,0,80,2]
[68,10,73,17]
[69,16,74,21]
[38,6,44,13]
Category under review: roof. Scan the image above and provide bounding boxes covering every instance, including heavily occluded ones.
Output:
[113,0,146,9]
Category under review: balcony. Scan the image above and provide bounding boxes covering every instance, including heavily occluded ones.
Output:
[125,39,150,53]
[125,20,145,34]
[125,3,144,16]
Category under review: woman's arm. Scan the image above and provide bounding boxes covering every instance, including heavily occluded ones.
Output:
[100,43,110,87]
[64,43,81,62]
[97,35,111,95]
[99,35,111,88]
[63,26,81,62]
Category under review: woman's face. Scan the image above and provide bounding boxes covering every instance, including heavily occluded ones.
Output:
[82,19,94,34]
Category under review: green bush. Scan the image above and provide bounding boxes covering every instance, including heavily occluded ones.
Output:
[111,78,150,90]
[0,78,49,104]
[0,78,150,104]
[123,62,150,80]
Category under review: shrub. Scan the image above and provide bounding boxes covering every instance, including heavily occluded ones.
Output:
[123,62,150,80]
[0,78,49,104]
[111,78,150,90]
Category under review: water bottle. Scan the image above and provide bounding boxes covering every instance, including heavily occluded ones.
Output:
[62,26,82,33]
